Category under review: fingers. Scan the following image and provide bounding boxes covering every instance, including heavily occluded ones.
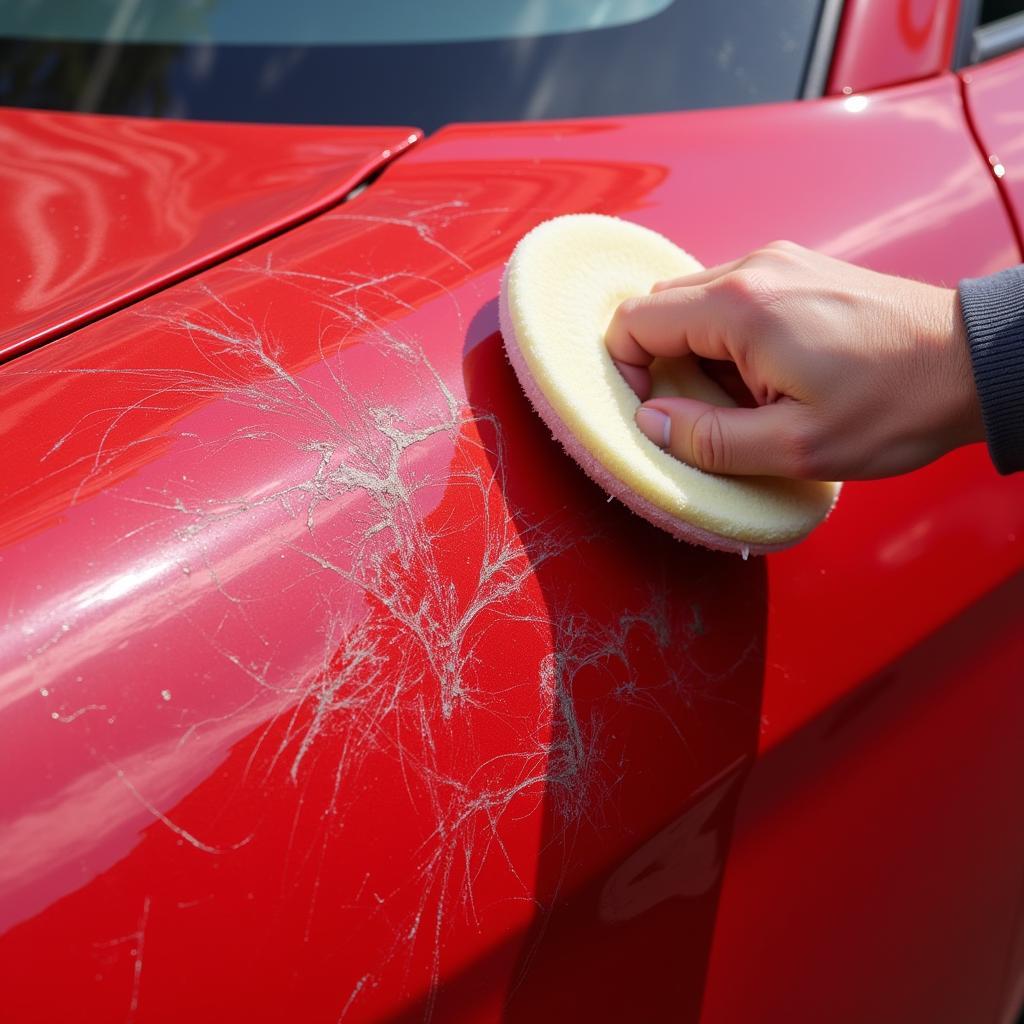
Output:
[635,397,811,477]
[604,287,732,369]
[612,359,652,401]
[650,258,744,292]
[649,241,805,295]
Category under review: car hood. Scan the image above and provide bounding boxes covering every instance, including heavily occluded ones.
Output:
[0,107,419,361]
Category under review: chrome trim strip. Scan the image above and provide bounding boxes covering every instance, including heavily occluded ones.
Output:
[801,0,846,98]
[973,9,1024,63]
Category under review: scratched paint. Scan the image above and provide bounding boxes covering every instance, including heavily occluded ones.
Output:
[0,158,766,1022]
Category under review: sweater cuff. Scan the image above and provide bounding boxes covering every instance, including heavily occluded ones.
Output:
[958,265,1024,475]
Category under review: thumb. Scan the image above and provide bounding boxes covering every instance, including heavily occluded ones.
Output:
[635,397,807,477]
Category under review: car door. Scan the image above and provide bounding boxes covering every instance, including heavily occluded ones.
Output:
[958,8,1024,1019]
[961,3,1024,235]
[698,2,1024,1022]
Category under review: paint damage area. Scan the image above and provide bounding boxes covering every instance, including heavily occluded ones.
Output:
[0,187,766,1022]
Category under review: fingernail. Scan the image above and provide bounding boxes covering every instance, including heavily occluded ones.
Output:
[636,407,670,448]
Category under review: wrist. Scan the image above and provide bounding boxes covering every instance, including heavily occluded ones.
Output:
[947,288,986,448]
[917,286,984,453]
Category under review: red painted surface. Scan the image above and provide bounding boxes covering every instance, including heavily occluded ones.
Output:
[709,584,1024,1023]
[0,107,419,362]
[1,75,1023,1022]
[827,0,960,95]
[962,51,1024,247]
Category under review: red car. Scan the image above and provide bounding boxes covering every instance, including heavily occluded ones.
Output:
[2,1,1024,1021]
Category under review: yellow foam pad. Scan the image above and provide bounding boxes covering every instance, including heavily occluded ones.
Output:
[498,214,840,554]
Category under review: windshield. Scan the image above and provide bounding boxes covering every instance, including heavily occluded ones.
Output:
[0,0,824,131]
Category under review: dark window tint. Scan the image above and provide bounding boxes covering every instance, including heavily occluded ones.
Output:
[981,0,1024,24]
[0,0,824,131]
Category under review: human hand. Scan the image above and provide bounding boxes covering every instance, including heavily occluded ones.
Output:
[605,241,984,480]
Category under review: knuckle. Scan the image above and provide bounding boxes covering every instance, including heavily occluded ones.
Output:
[611,296,644,335]
[751,241,800,269]
[717,269,754,301]
[716,270,776,322]
[689,407,730,472]
[617,295,643,319]
[608,297,637,336]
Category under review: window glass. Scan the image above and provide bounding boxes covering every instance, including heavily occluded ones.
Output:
[0,0,677,45]
[0,0,824,131]
[980,0,1024,24]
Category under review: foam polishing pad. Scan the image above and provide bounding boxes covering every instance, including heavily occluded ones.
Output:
[498,214,840,555]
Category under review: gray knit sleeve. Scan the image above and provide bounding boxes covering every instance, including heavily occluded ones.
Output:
[958,265,1024,475]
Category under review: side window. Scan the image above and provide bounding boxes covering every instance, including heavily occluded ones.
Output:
[956,0,1024,65]
[980,1,1024,24]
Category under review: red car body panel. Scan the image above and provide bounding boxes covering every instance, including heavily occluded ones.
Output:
[702,567,1024,1022]
[958,45,1024,1024]
[2,64,1024,1021]
[827,0,960,95]
[962,50,1024,250]
[0,107,419,362]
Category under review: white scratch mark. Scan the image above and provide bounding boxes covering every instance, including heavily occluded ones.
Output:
[337,973,373,1021]
[126,894,150,1023]
[113,768,253,854]
[54,704,108,723]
